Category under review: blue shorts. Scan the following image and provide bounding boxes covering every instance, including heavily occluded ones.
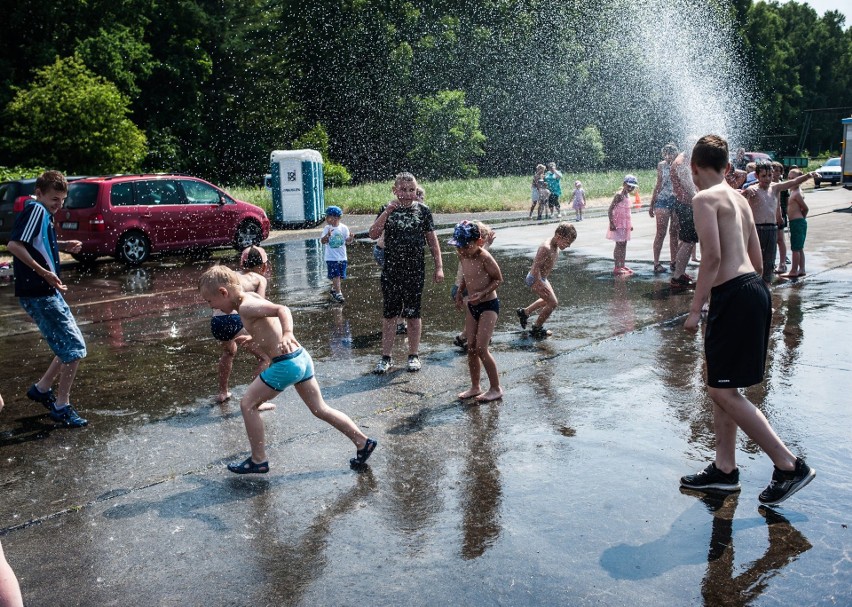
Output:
[326,260,348,279]
[259,348,315,392]
[20,293,87,364]
[468,297,500,321]
[211,314,243,341]
[654,195,676,211]
[525,273,549,288]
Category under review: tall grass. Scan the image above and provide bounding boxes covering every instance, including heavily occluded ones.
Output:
[229,169,660,215]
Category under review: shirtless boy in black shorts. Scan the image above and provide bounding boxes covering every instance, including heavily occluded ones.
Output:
[681,134,815,506]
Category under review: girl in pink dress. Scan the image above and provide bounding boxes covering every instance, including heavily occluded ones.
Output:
[607,175,638,275]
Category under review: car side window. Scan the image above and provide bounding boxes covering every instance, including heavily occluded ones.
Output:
[111,182,135,206]
[180,180,221,205]
[137,180,182,206]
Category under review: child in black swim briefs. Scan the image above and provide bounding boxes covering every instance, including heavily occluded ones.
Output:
[199,265,377,474]
[450,221,504,402]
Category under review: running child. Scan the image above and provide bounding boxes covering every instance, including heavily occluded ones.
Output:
[320,206,355,304]
[571,180,587,221]
[199,265,377,474]
[516,222,577,338]
[450,221,504,401]
[782,168,809,279]
[681,134,814,505]
[607,175,637,275]
[7,171,88,427]
[211,245,272,404]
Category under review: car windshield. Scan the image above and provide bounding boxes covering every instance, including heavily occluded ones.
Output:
[824,158,840,167]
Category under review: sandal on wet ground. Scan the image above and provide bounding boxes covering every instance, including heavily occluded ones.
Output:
[350,438,377,467]
[530,325,552,338]
[653,263,668,274]
[516,308,529,329]
[227,457,269,474]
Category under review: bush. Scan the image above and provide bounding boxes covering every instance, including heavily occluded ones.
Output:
[408,90,486,179]
[324,162,352,188]
[0,165,48,181]
[0,55,146,174]
[574,125,606,169]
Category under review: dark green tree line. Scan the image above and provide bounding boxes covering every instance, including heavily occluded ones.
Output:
[0,0,850,182]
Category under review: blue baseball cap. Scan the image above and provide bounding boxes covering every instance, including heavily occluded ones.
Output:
[447,220,481,248]
[325,206,343,217]
[624,175,638,188]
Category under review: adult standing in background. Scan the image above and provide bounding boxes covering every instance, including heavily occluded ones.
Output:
[670,137,700,289]
[649,143,680,274]
[545,162,563,218]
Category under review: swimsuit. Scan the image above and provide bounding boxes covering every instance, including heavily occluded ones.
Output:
[211,314,244,341]
[704,273,770,388]
[789,217,807,252]
[258,348,315,392]
[467,297,500,321]
[525,273,549,288]
[754,223,778,282]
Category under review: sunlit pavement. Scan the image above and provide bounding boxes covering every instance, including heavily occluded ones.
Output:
[1,187,850,606]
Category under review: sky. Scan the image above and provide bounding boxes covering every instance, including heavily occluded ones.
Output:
[778,0,852,25]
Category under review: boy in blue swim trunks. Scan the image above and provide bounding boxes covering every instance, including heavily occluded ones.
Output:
[450,221,504,402]
[516,222,577,338]
[211,245,271,404]
[199,265,376,474]
[7,171,88,428]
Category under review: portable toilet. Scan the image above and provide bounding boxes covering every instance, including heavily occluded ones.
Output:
[269,149,324,228]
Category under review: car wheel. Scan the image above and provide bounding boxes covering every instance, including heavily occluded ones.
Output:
[234,220,262,250]
[117,231,151,265]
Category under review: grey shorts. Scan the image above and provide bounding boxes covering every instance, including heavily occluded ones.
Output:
[755,224,778,282]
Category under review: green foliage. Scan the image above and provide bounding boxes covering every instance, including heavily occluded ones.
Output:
[324,162,353,188]
[75,25,154,98]
[409,90,486,179]
[0,165,48,181]
[0,55,147,174]
[574,126,606,169]
[292,123,331,159]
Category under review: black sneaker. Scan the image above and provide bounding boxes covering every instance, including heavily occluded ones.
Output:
[670,274,695,290]
[530,325,552,338]
[516,308,529,329]
[49,404,88,428]
[680,463,741,491]
[758,458,815,506]
[27,384,56,410]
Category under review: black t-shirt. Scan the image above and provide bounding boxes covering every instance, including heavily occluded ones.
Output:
[377,202,435,276]
[10,201,60,297]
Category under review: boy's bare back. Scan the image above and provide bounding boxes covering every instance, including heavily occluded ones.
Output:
[239,271,267,298]
[531,239,558,279]
[693,183,759,287]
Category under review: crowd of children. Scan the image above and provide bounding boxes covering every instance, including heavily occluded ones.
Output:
[6,147,818,511]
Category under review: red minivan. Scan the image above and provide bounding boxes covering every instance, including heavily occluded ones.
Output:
[57,174,270,265]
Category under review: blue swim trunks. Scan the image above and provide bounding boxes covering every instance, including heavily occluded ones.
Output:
[20,293,87,363]
[326,260,348,279]
[210,314,243,341]
[259,348,315,392]
[525,273,549,288]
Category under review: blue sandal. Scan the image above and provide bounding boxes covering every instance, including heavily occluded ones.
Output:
[350,438,377,467]
[227,457,269,474]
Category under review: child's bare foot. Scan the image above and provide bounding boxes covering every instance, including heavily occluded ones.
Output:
[458,387,483,400]
[258,402,276,412]
[216,392,232,403]
[476,387,504,402]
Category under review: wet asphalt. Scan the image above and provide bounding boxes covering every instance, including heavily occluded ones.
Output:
[1,187,851,606]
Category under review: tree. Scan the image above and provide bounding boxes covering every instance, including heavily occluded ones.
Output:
[0,55,146,173]
[409,90,486,179]
[574,125,605,169]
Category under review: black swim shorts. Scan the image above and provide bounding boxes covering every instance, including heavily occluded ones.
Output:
[467,297,500,322]
[675,202,698,244]
[704,273,771,388]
